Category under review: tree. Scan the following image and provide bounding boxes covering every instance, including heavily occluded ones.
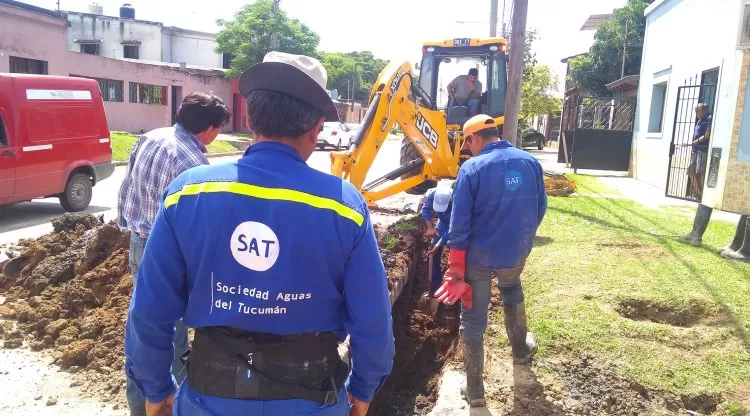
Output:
[511,28,560,119]
[215,0,320,78]
[567,0,649,96]
[320,51,388,101]
[520,64,561,119]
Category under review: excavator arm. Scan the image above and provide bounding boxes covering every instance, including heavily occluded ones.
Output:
[330,62,464,206]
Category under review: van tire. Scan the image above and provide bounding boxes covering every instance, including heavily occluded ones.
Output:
[399,137,436,195]
[59,173,92,212]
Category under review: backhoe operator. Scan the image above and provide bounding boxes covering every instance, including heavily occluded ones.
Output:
[447,68,482,117]
[435,115,547,408]
[124,52,395,416]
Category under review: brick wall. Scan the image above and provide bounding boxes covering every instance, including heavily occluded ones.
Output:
[723,51,750,215]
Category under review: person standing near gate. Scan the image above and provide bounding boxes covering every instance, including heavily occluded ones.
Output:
[436,114,547,408]
[118,91,231,416]
[124,51,394,416]
[687,103,712,199]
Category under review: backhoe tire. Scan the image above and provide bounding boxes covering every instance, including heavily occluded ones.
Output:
[399,137,436,195]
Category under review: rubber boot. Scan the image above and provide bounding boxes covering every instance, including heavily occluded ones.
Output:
[722,217,750,262]
[679,204,713,247]
[718,215,748,255]
[504,303,538,365]
[460,338,486,407]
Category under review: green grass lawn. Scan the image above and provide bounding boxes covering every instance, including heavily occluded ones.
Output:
[110,132,240,162]
[566,172,622,195]
[515,180,750,399]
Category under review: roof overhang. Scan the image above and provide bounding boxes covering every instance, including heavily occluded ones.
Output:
[580,13,614,31]
[606,75,640,93]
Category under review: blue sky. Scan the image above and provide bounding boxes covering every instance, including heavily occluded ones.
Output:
[25,0,626,93]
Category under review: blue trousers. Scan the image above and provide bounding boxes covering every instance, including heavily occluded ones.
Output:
[450,98,481,117]
[125,233,189,416]
[460,264,525,341]
[173,381,350,415]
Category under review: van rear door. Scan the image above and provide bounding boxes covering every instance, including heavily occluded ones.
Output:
[0,111,14,198]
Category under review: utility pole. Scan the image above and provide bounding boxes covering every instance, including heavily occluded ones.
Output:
[621,20,629,78]
[490,0,498,37]
[350,64,357,120]
[57,0,60,11]
[271,0,281,49]
[504,0,527,148]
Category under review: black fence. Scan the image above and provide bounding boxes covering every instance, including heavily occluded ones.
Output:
[558,96,635,172]
[665,82,717,202]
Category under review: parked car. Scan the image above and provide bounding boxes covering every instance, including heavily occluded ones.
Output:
[0,73,115,212]
[317,122,356,150]
[519,122,546,150]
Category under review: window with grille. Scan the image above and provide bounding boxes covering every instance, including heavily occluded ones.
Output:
[129,82,166,105]
[223,53,234,69]
[80,43,100,55]
[124,45,139,59]
[70,75,123,102]
[9,56,48,74]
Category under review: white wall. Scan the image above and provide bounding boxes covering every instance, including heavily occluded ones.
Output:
[162,29,223,68]
[66,13,162,61]
[632,0,744,195]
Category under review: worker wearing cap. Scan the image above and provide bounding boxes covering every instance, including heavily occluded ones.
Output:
[421,186,453,296]
[436,114,547,407]
[124,52,395,416]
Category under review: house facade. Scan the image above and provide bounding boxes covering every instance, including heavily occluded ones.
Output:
[1,0,234,134]
[65,5,229,69]
[632,0,749,214]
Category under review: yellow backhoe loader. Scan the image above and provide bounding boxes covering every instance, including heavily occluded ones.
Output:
[330,37,511,205]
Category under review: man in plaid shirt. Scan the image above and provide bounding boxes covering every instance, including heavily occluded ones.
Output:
[117,91,230,416]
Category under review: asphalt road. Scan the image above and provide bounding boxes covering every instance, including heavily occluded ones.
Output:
[0,140,404,245]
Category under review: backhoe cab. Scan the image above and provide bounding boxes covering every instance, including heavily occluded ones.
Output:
[329,37,508,206]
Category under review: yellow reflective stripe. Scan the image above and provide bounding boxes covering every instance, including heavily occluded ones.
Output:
[164,181,364,227]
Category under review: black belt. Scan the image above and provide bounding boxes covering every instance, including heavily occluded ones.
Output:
[184,327,349,405]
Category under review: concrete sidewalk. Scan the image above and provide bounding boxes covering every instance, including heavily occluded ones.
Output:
[529,148,741,223]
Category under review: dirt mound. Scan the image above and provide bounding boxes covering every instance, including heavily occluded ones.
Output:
[616,298,724,328]
[369,217,461,415]
[0,214,131,404]
[545,174,576,197]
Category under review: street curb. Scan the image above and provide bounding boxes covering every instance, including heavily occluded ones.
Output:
[112,151,245,167]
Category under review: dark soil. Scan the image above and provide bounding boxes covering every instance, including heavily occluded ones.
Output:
[616,298,723,328]
[369,217,461,416]
[0,214,132,405]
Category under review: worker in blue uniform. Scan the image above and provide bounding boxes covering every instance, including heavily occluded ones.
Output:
[421,186,453,296]
[436,114,547,408]
[124,51,395,416]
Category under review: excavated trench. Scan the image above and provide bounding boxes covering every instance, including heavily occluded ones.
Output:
[0,213,460,414]
[369,216,461,415]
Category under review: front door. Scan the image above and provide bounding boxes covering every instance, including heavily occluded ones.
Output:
[665,82,717,202]
[233,93,242,132]
[0,113,16,198]
[171,86,183,125]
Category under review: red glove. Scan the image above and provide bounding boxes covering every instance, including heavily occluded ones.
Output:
[434,249,473,308]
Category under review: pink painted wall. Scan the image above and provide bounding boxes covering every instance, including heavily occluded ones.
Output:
[1,2,234,134]
[67,53,232,133]
[0,3,69,74]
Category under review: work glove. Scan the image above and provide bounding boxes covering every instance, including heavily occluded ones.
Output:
[434,249,473,308]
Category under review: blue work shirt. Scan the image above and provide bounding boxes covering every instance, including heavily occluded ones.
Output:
[124,142,395,414]
[447,141,547,269]
[693,115,712,152]
[421,188,452,241]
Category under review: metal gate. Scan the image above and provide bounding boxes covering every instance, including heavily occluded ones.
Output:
[665,81,717,202]
[569,97,636,171]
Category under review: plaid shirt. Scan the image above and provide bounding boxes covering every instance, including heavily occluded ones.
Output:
[117,124,209,238]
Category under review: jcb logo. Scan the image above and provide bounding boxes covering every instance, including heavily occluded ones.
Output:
[416,113,439,148]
